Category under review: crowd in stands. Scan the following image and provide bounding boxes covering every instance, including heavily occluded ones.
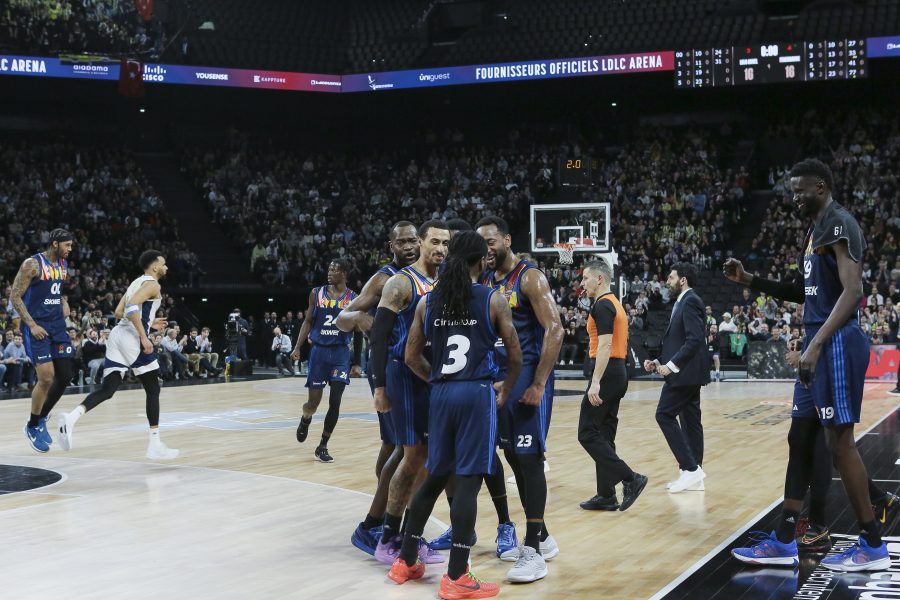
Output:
[1,0,165,57]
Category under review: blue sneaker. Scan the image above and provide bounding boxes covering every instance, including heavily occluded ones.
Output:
[428,526,477,550]
[24,422,50,453]
[38,417,53,446]
[731,531,799,566]
[819,536,891,571]
[496,521,518,560]
[351,522,382,556]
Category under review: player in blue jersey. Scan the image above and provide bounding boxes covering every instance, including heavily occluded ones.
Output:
[370,220,450,565]
[291,258,358,463]
[728,159,891,571]
[56,250,177,460]
[335,221,421,555]
[476,216,564,583]
[10,228,76,453]
[388,230,522,598]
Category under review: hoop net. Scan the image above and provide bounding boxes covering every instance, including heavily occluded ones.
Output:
[553,243,576,265]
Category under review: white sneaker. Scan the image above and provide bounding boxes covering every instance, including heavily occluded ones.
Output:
[686,479,705,491]
[501,535,559,562]
[146,441,180,460]
[666,470,684,490]
[506,545,548,583]
[668,467,705,493]
[57,412,76,451]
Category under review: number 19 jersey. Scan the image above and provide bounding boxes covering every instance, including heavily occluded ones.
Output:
[424,283,499,383]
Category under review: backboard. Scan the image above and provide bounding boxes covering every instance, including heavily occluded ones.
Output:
[529,202,611,255]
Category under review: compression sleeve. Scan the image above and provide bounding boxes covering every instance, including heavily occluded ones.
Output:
[370,307,397,389]
[748,274,805,304]
[352,331,363,367]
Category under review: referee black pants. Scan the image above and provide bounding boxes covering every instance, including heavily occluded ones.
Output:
[578,359,633,498]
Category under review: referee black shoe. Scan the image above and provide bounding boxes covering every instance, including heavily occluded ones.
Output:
[296,416,312,443]
[315,446,334,463]
[620,473,649,511]
[580,495,619,511]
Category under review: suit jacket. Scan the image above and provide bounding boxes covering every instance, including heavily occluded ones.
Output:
[660,288,711,387]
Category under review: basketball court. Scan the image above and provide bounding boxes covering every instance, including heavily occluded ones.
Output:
[1,376,896,599]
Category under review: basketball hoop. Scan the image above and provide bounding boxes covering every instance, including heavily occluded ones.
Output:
[553,243,576,265]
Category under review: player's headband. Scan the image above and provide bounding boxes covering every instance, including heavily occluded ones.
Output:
[49,228,74,243]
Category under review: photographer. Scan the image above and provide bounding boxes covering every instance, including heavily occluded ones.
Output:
[271,327,294,376]
[225,307,250,360]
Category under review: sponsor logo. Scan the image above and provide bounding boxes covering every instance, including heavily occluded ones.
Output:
[418,72,451,83]
[72,64,110,76]
[805,286,818,296]
[0,57,47,73]
[195,71,229,81]
[143,65,167,82]
[252,75,287,84]
[433,318,478,327]
[367,75,394,90]
[888,42,900,50]
[43,298,61,305]
[310,79,341,87]
[319,329,339,336]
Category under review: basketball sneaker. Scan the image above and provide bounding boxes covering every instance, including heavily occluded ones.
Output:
[429,527,477,550]
[495,521,518,560]
[314,446,333,463]
[387,557,425,584]
[873,491,900,525]
[146,440,179,460]
[351,522,382,556]
[668,467,706,493]
[57,412,77,451]
[795,518,831,553]
[666,470,683,490]
[579,495,619,511]
[24,422,49,453]
[38,416,53,446]
[374,535,402,565]
[620,473,649,511]
[731,531,799,566]
[506,545,548,583]
[500,533,558,562]
[296,416,311,443]
[439,571,500,599]
[418,538,446,564]
[819,536,891,571]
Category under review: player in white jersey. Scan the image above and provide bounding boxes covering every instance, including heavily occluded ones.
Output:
[57,250,179,460]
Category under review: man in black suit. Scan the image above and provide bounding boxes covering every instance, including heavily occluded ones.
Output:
[643,263,709,493]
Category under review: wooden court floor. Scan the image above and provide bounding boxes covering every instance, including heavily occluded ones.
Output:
[0,376,897,600]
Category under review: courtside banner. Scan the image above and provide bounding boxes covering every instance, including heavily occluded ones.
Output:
[0,54,120,79]
[868,35,900,58]
[342,50,675,92]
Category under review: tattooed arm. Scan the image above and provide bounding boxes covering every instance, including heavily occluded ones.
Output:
[10,258,47,340]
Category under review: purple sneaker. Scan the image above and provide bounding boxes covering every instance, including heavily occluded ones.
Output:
[418,538,446,564]
[374,535,401,565]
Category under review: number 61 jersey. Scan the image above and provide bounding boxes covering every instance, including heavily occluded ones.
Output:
[423,283,500,383]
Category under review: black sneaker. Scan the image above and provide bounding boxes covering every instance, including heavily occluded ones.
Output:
[296,416,312,443]
[795,517,831,553]
[580,494,619,511]
[874,491,900,525]
[315,446,333,463]
[620,473,649,511]
[889,387,900,396]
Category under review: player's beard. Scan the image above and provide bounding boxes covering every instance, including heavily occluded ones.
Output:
[490,247,508,270]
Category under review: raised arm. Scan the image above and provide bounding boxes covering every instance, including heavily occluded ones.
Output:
[291,289,317,360]
[723,258,805,304]
[404,298,430,382]
[336,272,389,333]
[519,268,564,406]
[10,258,44,338]
[491,291,521,408]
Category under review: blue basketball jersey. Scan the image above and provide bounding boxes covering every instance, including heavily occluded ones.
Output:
[366,262,402,321]
[24,253,67,323]
[309,286,357,346]
[388,266,435,359]
[801,202,867,326]
[481,259,544,365]
[424,284,499,383]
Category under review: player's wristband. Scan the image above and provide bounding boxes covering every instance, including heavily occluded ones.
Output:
[370,307,397,388]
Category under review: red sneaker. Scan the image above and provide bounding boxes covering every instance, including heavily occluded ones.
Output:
[439,571,500,599]
[387,557,425,584]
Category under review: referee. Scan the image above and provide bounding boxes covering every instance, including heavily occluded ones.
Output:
[577,258,648,511]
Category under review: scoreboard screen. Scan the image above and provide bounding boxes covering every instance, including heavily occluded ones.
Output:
[675,39,866,88]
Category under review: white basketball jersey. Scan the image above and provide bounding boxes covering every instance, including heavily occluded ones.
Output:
[116,275,161,336]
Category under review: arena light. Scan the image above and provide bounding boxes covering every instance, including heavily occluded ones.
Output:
[201,298,208,302]
[267,298,274,302]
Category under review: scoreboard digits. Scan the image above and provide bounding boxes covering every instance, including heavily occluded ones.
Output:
[675,39,866,88]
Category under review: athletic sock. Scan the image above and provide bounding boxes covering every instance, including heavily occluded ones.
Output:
[72,404,86,422]
[149,428,160,443]
[448,541,471,580]
[492,494,510,525]
[775,509,800,544]
[540,521,550,542]
[28,413,40,428]
[381,511,402,544]
[524,521,542,552]
[399,508,411,534]
[860,520,882,547]
[318,434,329,448]
[398,533,421,566]
[363,513,381,530]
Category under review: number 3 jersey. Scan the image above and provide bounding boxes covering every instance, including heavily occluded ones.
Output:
[424,283,499,383]
[802,201,866,326]
[309,286,357,346]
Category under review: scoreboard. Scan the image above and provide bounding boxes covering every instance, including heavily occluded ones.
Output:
[675,39,866,88]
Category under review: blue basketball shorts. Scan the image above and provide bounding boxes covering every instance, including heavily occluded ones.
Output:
[386,358,430,446]
[21,319,73,365]
[306,344,351,389]
[427,380,497,477]
[497,363,554,455]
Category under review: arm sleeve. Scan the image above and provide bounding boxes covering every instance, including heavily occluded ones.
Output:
[748,274,805,304]
[369,307,397,389]
[590,299,616,335]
